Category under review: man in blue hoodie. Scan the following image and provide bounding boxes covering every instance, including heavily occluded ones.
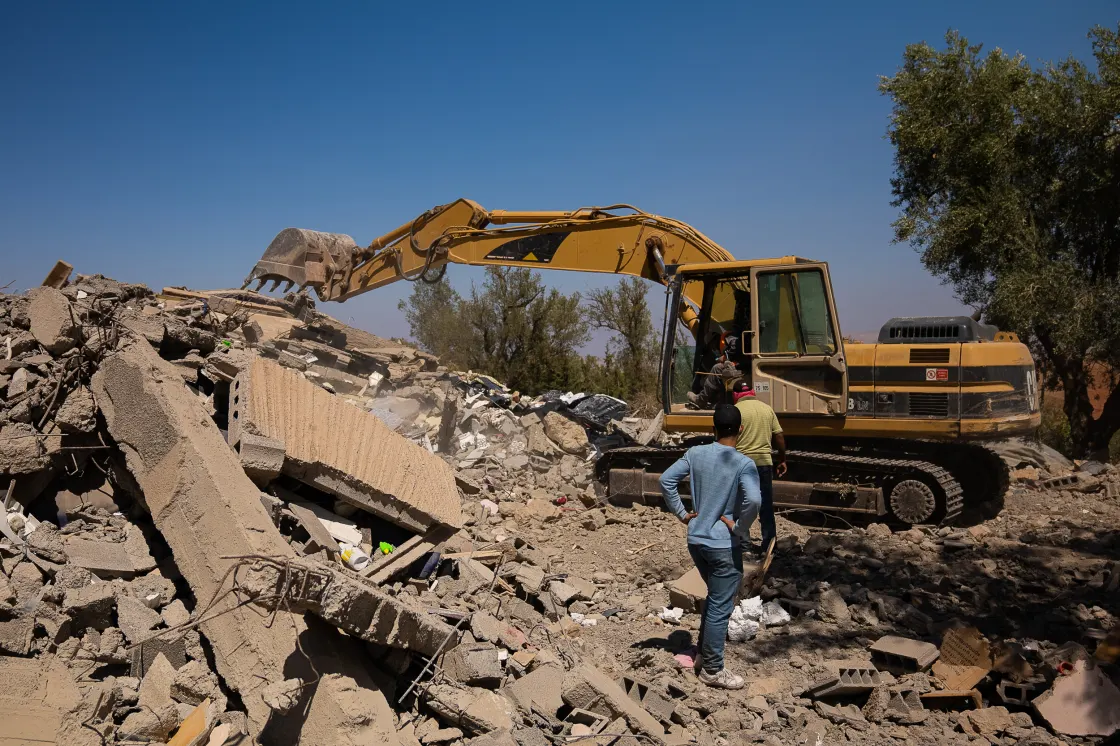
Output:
[660,404,761,690]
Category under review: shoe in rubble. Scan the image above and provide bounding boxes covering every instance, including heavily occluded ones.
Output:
[698,668,745,690]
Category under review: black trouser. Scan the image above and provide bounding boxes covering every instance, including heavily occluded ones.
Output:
[756,464,775,551]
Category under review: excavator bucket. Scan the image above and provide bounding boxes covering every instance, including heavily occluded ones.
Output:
[241,228,361,294]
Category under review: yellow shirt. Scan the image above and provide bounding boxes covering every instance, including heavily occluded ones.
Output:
[734,397,782,466]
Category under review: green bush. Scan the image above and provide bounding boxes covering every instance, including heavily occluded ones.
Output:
[1038,397,1074,458]
[1109,429,1120,465]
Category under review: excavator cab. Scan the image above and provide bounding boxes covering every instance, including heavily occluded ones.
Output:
[662,259,847,431]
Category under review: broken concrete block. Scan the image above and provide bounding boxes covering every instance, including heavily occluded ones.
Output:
[469,611,524,651]
[63,582,117,629]
[549,580,582,606]
[10,561,44,604]
[26,522,68,564]
[55,386,98,433]
[118,702,181,741]
[503,664,566,717]
[0,422,60,475]
[870,635,939,673]
[62,523,157,578]
[525,423,558,457]
[230,358,461,531]
[443,643,502,688]
[241,319,265,344]
[817,589,851,624]
[41,259,74,289]
[424,684,516,735]
[0,615,35,654]
[806,665,882,698]
[542,411,589,456]
[138,652,178,710]
[512,563,545,594]
[994,675,1047,706]
[117,594,163,644]
[1032,659,1120,737]
[161,598,190,628]
[28,286,78,354]
[235,432,285,485]
[171,660,222,706]
[961,705,1014,737]
[93,340,405,744]
[668,567,707,613]
[561,665,666,741]
[0,656,81,745]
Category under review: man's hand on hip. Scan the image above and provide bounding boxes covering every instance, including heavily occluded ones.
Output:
[681,512,698,525]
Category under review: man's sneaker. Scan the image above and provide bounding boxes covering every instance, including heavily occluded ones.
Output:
[698,668,745,690]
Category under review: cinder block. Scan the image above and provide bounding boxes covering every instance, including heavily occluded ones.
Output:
[870,635,939,673]
[235,432,285,485]
[807,666,883,698]
[995,676,1046,706]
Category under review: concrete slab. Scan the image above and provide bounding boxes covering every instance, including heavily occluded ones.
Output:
[1033,659,1120,737]
[92,340,401,746]
[62,523,157,578]
[229,358,461,531]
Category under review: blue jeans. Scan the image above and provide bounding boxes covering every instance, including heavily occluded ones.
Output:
[688,543,744,673]
[757,465,775,551]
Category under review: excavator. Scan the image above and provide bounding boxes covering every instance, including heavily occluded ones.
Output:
[243,199,1040,526]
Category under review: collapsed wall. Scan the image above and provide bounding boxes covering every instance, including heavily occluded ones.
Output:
[230,357,462,532]
[92,340,403,745]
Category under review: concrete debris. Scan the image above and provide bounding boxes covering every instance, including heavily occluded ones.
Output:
[1033,659,1120,737]
[870,635,940,673]
[2,268,1114,746]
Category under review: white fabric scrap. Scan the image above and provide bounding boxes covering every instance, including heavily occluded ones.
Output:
[658,607,685,623]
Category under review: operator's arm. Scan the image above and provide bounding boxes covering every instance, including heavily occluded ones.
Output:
[660,457,692,522]
[772,410,788,477]
[735,461,762,537]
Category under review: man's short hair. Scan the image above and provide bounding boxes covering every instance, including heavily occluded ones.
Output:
[713,403,741,439]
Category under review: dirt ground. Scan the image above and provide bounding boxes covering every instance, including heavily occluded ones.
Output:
[466,466,1120,745]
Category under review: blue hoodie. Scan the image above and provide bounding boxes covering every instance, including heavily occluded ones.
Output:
[660,442,761,549]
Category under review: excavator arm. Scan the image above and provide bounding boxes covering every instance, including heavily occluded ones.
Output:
[242,199,738,316]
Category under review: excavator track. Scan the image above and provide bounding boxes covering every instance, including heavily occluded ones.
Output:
[784,449,964,525]
[597,441,972,526]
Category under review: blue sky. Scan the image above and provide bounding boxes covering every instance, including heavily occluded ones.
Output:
[2,2,1115,346]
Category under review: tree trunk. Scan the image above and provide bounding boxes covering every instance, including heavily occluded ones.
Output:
[1087,380,1120,454]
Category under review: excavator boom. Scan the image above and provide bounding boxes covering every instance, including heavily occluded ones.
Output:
[242,199,746,311]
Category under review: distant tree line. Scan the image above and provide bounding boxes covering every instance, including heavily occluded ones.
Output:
[398,268,661,411]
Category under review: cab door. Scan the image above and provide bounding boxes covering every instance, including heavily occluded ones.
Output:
[749,263,847,416]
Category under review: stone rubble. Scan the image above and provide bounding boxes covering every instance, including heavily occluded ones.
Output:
[1,265,1118,745]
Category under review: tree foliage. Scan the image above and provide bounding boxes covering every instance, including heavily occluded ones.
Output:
[585,277,659,403]
[399,268,590,396]
[399,270,663,408]
[880,25,1120,453]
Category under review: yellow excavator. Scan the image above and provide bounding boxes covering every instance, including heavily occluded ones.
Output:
[243,199,1039,525]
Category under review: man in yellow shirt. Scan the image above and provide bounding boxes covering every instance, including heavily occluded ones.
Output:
[733,383,786,554]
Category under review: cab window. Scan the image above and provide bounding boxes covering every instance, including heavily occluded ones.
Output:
[757,270,836,355]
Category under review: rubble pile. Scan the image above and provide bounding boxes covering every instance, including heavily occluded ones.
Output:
[1,262,1118,746]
